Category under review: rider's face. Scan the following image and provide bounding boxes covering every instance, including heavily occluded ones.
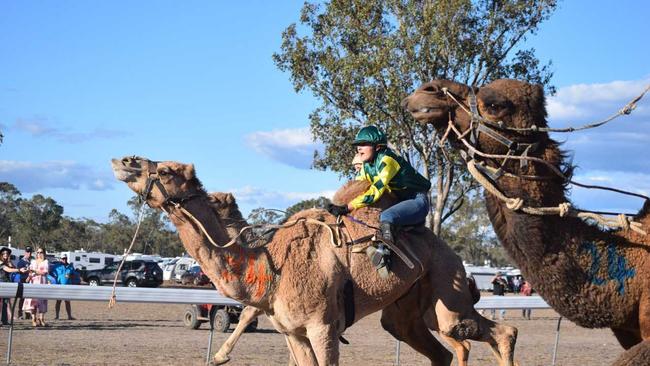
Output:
[356,144,376,163]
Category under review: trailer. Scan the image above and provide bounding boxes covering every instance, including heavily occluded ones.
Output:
[58,250,121,272]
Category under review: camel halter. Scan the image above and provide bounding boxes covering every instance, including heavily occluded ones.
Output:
[438,88,648,236]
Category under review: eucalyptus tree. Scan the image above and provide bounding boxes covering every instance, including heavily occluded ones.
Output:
[274,0,556,234]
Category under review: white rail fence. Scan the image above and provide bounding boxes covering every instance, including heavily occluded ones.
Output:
[0,284,557,366]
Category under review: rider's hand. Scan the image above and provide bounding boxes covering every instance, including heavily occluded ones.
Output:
[327,204,350,216]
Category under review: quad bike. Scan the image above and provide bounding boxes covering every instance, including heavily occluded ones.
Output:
[183,304,258,333]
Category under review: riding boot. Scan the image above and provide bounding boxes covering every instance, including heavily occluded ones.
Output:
[379,222,394,246]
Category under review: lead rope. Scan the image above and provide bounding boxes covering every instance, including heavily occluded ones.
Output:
[108,200,148,308]
[466,159,647,235]
[175,203,341,249]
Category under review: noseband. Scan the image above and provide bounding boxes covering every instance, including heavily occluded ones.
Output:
[441,88,543,181]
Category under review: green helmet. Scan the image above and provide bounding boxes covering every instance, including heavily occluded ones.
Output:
[352,126,387,146]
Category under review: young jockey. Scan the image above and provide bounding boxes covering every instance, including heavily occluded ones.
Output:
[328,125,431,270]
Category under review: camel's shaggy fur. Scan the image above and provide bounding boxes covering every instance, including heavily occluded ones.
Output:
[403,78,650,364]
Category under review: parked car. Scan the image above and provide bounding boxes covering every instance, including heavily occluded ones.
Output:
[173,257,197,282]
[180,265,210,286]
[82,260,163,287]
[183,304,257,332]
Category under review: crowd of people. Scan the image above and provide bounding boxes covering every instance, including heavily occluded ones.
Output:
[488,271,535,320]
[0,246,79,328]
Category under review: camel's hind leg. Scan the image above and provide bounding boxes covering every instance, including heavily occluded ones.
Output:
[472,314,518,366]
[213,306,264,365]
[439,334,470,366]
[381,302,453,366]
[424,308,469,366]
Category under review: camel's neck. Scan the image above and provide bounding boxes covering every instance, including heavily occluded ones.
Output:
[480,141,642,327]
[168,198,274,308]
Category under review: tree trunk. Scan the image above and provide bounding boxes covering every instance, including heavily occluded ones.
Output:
[431,156,454,236]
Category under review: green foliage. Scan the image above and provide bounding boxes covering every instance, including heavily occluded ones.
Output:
[0,183,183,256]
[439,187,513,267]
[11,194,63,247]
[284,196,331,218]
[247,207,285,226]
[0,182,21,241]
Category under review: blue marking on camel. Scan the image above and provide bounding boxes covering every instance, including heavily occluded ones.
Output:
[580,242,606,286]
[606,245,636,295]
[580,241,635,295]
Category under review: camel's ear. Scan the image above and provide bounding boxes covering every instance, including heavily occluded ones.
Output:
[182,164,196,181]
[224,193,235,205]
[525,83,548,121]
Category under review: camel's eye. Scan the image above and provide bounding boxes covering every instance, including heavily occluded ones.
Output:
[486,103,503,113]
[158,169,171,176]
[423,85,438,93]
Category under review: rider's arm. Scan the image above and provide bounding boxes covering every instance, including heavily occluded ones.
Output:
[348,155,400,210]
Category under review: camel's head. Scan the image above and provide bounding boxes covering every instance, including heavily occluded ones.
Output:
[111,156,202,209]
[476,79,547,131]
[405,78,548,155]
[401,79,474,129]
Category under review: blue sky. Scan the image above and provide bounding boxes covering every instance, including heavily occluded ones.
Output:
[0,1,648,222]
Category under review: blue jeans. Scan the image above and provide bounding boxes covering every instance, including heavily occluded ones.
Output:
[379,192,429,226]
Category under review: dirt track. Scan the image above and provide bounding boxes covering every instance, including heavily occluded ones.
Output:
[0,296,622,365]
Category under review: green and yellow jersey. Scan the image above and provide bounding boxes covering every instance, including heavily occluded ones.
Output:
[350,148,431,209]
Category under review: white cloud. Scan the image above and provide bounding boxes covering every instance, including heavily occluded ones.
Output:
[245,127,323,169]
[568,170,650,214]
[0,160,115,192]
[548,77,650,121]
[12,118,128,143]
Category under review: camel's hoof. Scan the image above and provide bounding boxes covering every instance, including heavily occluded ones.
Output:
[213,353,231,365]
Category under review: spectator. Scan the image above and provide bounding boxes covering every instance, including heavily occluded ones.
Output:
[0,247,27,325]
[520,280,533,320]
[53,254,77,320]
[491,271,508,320]
[23,247,49,327]
[512,276,522,293]
[15,246,33,320]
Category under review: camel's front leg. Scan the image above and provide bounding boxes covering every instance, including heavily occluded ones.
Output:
[306,323,340,366]
[285,334,317,366]
[213,306,263,365]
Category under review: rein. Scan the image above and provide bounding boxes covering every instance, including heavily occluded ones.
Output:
[439,88,648,235]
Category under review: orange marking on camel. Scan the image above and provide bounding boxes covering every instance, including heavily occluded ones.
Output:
[244,254,257,285]
[253,261,272,299]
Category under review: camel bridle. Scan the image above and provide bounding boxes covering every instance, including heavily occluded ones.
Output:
[435,88,648,235]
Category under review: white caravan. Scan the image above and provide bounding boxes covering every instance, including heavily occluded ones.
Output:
[58,250,121,271]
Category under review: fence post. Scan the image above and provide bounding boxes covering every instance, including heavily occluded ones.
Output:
[552,316,562,366]
[206,305,218,365]
[394,340,401,366]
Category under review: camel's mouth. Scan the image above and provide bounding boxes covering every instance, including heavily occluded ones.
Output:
[111,158,143,182]
[406,103,447,124]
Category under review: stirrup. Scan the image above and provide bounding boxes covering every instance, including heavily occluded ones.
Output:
[366,246,390,279]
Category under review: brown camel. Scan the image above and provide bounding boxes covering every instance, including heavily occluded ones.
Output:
[209,182,518,366]
[112,156,460,365]
[403,78,650,365]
